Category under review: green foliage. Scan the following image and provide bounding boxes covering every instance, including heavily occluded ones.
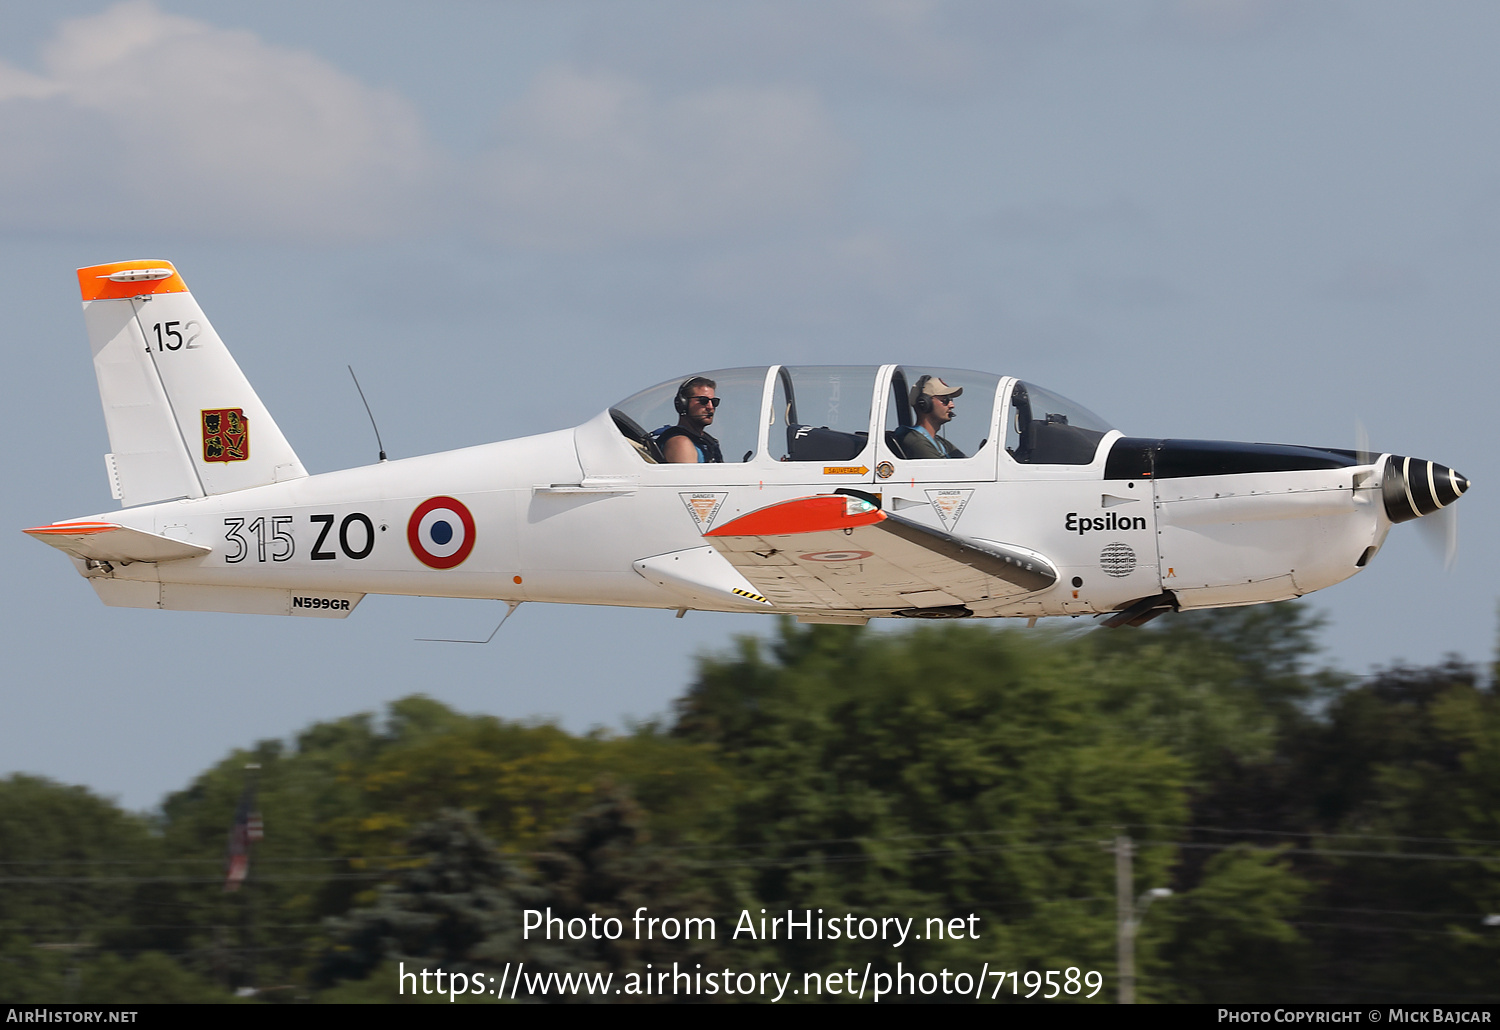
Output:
[1086,601,1342,773]
[317,810,534,987]
[527,786,724,978]
[318,791,725,1002]
[1159,846,1310,1002]
[0,775,159,941]
[314,960,480,1003]
[133,696,728,993]
[1287,662,1500,1001]
[333,710,727,855]
[7,602,1500,1003]
[0,933,68,1003]
[77,951,228,1004]
[674,620,1189,986]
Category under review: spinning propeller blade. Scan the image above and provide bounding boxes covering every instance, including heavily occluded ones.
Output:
[1416,502,1459,571]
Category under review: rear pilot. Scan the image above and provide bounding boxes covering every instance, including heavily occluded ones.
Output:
[895,375,966,459]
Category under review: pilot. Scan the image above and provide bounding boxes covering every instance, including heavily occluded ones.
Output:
[894,375,966,459]
[654,377,725,463]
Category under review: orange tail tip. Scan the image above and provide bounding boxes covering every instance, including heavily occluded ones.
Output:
[77,260,188,302]
[23,522,122,536]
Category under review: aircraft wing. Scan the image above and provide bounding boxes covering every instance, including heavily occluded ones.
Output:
[23,522,211,564]
[704,494,1056,613]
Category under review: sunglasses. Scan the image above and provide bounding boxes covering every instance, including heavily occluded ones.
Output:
[687,395,721,408]
[933,395,956,405]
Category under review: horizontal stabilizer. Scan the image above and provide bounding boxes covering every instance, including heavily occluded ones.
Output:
[23,522,210,564]
[704,494,1057,613]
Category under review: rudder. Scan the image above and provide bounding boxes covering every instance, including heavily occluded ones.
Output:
[78,260,307,507]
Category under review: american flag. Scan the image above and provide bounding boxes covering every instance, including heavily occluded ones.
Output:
[224,777,263,892]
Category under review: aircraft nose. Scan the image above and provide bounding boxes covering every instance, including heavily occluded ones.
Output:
[1381,455,1470,524]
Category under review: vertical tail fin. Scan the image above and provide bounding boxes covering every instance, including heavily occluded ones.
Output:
[78,260,307,507]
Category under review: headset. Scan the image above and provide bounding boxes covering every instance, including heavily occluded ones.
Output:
[912,374,934,415]
[675,377,707,416]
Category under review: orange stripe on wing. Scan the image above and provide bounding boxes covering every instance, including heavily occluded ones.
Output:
[77,261,188,302]
[705,495,884,538]
[23,522,122,536]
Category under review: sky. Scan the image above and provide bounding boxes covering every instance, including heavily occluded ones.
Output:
[4,0,1498,812]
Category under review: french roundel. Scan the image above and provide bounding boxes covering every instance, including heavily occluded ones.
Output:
[799,549,874,563]
[408,496,476,569]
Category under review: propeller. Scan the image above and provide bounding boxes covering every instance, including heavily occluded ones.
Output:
[1377,449,1469,570]
[1357,419,1464,570]
[1416,501,1459,570]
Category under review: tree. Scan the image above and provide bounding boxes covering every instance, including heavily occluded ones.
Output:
[675,620,1190,993]
[0,775,159,943]
[1158,846,1310,1002]
[0,776,231,1003]
[317,810,537,991]
[148,695,729,992]
[318,790,725,1002]
[527,786,725,986]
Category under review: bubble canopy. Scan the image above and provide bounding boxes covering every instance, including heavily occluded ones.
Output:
[608,367,1116,466]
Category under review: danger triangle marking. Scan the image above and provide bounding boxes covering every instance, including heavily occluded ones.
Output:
[680,492,728,531]
[925,488,973,531]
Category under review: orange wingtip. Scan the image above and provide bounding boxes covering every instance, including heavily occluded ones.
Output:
[23,522,121,536]
[77,260,188,302]
[705,495,884,538]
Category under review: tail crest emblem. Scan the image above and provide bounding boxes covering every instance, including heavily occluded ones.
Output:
[202,408,250,463]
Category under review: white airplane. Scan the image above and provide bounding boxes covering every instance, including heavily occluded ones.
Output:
[27,260,1470,630]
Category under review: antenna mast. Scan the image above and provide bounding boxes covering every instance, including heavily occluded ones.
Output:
[347,366,387,462]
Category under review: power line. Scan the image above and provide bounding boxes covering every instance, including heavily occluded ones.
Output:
[1130,823,1500,849]
[4,821,1498,869]
[1143,840,1500,865]
[3,833,1498,881]
[1290,920,1495,940]
[0,873,386,885]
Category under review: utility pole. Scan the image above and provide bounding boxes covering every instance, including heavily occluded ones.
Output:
[1115,833,1172,1005]
[227,762,263,996]
[1115,834,1135,1004]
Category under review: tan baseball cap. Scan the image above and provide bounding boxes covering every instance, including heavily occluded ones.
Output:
[911,376,963,405]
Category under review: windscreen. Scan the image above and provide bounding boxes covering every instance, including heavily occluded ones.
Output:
[1005,381,1114,465]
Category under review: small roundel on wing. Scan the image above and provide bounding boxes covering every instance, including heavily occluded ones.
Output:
[799,549,874,563]
[408,496,476,569]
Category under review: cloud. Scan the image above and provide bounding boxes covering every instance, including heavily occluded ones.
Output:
[473,65,852,249]
[0,1,433,241]
[0,6,854,251]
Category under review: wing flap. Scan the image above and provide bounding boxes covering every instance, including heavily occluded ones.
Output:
[704,495,1057,612]
[23,522,211,564]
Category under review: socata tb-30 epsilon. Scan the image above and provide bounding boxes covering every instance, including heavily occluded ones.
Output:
[26,260,1470,630]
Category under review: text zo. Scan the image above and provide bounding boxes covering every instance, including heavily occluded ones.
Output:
[223,513,377,563]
